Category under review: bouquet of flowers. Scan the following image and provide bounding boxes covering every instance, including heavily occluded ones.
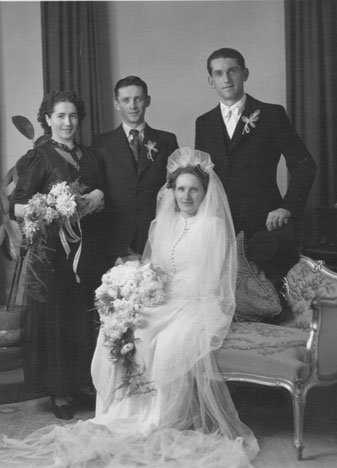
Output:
[95,259,169,397]
[22,181,83,246]
[21,181,86,292]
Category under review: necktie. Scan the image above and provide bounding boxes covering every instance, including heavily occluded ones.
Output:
[129,129,141,163]
[224,107,238,138]
[224,108,232,122]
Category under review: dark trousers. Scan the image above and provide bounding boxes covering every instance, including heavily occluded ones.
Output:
[246,223,300,283]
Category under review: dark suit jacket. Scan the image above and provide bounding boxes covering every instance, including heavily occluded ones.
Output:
[92,124,178,261]
[195,94,317,238]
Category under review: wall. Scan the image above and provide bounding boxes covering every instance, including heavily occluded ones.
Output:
[0,1,44,175]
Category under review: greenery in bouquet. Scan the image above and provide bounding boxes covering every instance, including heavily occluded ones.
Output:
[95,259,169,397]
[22,180,86,245]
[21,180,87,296]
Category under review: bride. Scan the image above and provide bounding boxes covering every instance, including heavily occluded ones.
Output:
[0,148,259,468]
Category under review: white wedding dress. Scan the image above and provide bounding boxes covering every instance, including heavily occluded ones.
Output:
[0,149,259,468]
[0,214,258,468]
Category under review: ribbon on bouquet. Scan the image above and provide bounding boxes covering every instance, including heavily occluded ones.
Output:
[58,215,82,283]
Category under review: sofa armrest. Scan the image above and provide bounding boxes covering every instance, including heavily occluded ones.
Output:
[309,296,337,382]
[284,256,337,330]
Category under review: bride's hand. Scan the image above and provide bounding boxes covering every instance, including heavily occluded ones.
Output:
[80,189,104,216]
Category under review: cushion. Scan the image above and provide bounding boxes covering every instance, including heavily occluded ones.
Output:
[217,321,310,382]
[235,231,282,322]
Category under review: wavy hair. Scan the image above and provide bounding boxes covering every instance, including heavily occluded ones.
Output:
[37,90,86,132]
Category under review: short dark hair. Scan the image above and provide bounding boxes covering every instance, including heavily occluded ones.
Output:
[167,165,210,192]
[207,48,246,75]
[114,76,148,99]
[37,90,86,132]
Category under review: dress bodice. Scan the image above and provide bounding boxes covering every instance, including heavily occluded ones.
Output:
[10,142,104,223]
[13,142,103,206]
[169,216,197,275]
[156,215,198,277]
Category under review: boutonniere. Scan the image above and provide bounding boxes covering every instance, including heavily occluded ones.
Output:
[144,140,158,161]
[242,109,261,134]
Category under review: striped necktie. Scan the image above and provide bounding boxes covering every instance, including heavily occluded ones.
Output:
[129,129,141,162]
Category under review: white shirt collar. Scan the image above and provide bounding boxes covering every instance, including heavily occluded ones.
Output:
[123,122,146,139]
[220,94,246,117]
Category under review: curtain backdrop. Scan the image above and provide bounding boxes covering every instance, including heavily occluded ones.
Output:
[285,0,337,243]
[41,1,113,145]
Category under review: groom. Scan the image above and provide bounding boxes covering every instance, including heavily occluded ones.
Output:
[195,48,316,283]
[92,76,178,268]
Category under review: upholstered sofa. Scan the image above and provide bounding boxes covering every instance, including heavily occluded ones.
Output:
[216,254,337,460]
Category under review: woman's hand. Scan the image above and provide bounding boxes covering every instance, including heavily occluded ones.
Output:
[80,189,104,216]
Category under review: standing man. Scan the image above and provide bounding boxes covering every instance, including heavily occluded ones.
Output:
[195,48,316,284]
[92,76,178,267]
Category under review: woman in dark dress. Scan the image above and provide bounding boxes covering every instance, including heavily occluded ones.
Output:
[11,90,106,420]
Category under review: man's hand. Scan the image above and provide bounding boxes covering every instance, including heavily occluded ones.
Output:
[80,189,104,216]
[266,208,291,231]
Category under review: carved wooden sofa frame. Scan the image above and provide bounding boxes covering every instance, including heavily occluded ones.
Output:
[217,255,337,460]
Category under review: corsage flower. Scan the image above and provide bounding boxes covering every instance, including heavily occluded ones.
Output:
[242,109,260,135]
[144,140,158,161]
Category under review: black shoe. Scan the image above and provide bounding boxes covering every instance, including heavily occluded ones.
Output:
[50,395,75,420]
[72,391,95,410]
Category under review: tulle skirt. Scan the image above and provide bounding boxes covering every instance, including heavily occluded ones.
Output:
[0,422,254,468]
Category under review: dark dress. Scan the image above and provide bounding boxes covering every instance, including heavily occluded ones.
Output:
[12,141,107,397]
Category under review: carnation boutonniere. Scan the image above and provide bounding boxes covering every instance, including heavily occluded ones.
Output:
[242,109,261,135]
[144,140,158,161]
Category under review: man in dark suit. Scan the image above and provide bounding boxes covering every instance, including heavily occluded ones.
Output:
[195,48,316,283]
[92,76,178,267]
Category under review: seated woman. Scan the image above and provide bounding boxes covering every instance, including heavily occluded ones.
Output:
[10,90,106,420]
[1,148,258,467]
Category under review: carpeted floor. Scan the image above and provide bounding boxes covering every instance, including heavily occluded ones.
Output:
[0,382,337,467]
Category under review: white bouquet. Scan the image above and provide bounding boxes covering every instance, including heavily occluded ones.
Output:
[21,181,86,291]
[95,259,168,396]
[22,181,79,244]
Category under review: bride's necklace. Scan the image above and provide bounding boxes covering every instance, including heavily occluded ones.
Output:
[170,217,192,273]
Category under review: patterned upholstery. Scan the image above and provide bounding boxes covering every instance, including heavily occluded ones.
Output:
[220,257,337,375]
[284,258,337,329]
[234,231,282,322]
[217,322,309,382]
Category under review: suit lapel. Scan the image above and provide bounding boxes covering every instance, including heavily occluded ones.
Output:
[229,95,261,151]
[137,125,158,178]
[212,105,231,155]
[112,125,137,173]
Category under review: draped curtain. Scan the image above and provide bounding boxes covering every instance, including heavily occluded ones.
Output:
[285,0,337,243]
[40,1,113,145]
